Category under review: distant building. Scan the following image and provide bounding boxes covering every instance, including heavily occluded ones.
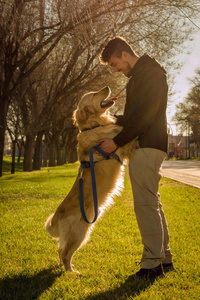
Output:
[168,134,199,158]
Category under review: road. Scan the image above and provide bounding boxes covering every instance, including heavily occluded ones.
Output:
[162,160,200,188]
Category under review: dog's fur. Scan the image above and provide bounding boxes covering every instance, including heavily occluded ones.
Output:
[45,86,137,272]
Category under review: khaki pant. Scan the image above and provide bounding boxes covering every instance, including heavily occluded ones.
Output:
[129,148,172,269]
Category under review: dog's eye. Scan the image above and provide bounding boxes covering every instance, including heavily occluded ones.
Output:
[92,93,98,98]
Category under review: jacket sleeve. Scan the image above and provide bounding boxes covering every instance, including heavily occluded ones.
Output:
[113,68,167,147]
[114,114,124,126]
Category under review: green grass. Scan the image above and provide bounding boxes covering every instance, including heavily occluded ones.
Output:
[0,159,200,299]
[2,156,24,173]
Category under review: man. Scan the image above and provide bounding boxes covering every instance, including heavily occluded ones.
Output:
[99,36,174,281]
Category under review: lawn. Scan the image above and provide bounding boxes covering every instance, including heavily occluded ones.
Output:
[0,159,200,299]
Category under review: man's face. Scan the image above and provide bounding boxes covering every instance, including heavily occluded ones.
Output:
[108,53,132,77]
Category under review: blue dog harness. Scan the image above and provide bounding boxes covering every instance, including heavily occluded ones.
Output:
[79,143,121,224]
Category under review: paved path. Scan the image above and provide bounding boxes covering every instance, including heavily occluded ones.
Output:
[162,160,200,188]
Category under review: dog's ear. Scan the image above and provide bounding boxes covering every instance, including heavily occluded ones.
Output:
[73,108,79,126]
[73,105,95,125]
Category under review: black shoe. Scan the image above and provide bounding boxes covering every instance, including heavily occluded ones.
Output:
[128,264,165,282]
[162,262,174,273]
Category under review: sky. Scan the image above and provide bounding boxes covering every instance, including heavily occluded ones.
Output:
[167,32,200,135]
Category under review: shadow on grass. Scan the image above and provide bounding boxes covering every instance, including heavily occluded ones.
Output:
[0,267,62,300]
[85,276,154,300]
[2,159,23,173]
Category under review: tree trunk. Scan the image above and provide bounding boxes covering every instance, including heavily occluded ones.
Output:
[56,141,62,166]
[17,145,21,163]
[43,142,48,167]
[0,100,8,177]
[32,132,43,170]
[17,138,24,163]
[11,141,16,174]
[68,149,77,163]
[49,142,56,167]
[23,135,35,172]
[0,124,5,177]
[61,149,67,165]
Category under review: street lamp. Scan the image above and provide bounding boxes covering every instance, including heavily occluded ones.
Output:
[167,123,174,158]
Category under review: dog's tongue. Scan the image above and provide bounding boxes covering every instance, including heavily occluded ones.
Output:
[103,97,118,105]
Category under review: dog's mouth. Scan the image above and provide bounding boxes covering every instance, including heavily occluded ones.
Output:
[100,97,118,108]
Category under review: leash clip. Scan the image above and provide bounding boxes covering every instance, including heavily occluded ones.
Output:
[79,168,83,179]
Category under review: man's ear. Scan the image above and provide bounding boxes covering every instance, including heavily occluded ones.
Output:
[121,51,128,60]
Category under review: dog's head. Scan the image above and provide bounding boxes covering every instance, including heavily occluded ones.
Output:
[73,86,117,130]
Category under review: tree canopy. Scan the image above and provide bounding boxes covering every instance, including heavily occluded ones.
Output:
[173,68,200,148]
[1,0,200,175]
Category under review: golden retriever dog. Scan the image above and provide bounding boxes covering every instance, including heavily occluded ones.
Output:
[45,86,137,272]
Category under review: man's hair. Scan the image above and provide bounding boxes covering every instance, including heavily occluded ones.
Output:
[99,36,135,64]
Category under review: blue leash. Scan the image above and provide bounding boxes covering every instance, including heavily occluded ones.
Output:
[79,144,121,224]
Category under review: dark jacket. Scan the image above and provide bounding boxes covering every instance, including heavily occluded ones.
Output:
[113,54,168,153]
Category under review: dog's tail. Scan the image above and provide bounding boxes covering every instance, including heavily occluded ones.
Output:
[45,213,59,238]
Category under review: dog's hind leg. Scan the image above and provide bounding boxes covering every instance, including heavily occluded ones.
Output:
[60,239,80,272]
[58,247,63,266]
[60,223,90,272]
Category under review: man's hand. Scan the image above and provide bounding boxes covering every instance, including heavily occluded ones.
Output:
[97,138,117,154]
